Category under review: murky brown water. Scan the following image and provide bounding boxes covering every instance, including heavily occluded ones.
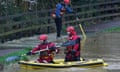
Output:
[1,32,120,72]
[81,32,120,72]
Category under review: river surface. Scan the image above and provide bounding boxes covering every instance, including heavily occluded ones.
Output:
[1,32,120,72]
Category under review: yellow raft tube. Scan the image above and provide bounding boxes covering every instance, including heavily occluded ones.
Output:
[18,58,108,69]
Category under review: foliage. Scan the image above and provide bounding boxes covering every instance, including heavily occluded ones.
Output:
[0,47,32,63]
[102,27,120,32]
[0,0,119,43]
[0,0,105,16]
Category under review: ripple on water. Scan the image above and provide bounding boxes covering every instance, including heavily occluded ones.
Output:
[104,63,120,70]
[19,67,108,72]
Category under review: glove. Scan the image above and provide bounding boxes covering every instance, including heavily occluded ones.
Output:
[49,47,60,54]
[71,50,76,55]
[26,51,35,55]
[49,47,55,51]
[51,13,56,19]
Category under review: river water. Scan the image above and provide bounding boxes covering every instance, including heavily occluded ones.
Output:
[1,32,120,72]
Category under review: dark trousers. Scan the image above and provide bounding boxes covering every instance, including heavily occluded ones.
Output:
[55,18,62,38]
[65,55,80,62]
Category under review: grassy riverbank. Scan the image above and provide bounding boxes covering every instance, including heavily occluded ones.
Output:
[0,47,32,63]
[103,27,120,32]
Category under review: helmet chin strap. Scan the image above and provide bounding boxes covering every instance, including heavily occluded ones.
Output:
[68,33,72,37]
[41,40,48,44]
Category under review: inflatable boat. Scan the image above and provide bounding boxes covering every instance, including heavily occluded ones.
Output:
[18,58,107,69]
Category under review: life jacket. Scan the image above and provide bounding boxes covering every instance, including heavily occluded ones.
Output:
[51,3,73,18]
[66,31,81,57]
[32,42,56,63]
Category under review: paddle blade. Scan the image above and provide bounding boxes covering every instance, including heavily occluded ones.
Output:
[5,56,20,62]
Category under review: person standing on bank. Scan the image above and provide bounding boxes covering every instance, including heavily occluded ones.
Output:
[51,0,74,39]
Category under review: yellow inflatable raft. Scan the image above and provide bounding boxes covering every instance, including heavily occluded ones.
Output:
[18,58,107,69]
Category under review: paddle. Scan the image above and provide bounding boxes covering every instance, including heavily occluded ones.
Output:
[5,50,44,63]
[5,54,29,63]
[79,24,87,49]
[4,48,32,63]
[5,45,60,63]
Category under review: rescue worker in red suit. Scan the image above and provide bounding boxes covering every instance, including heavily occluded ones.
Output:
[62,26,81,62]
[30,34,59,63]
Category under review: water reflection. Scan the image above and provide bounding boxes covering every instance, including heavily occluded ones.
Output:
[20,67,107,72]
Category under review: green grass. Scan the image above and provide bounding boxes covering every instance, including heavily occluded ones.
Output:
[0,47,32,63]
[103,27,120,32]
